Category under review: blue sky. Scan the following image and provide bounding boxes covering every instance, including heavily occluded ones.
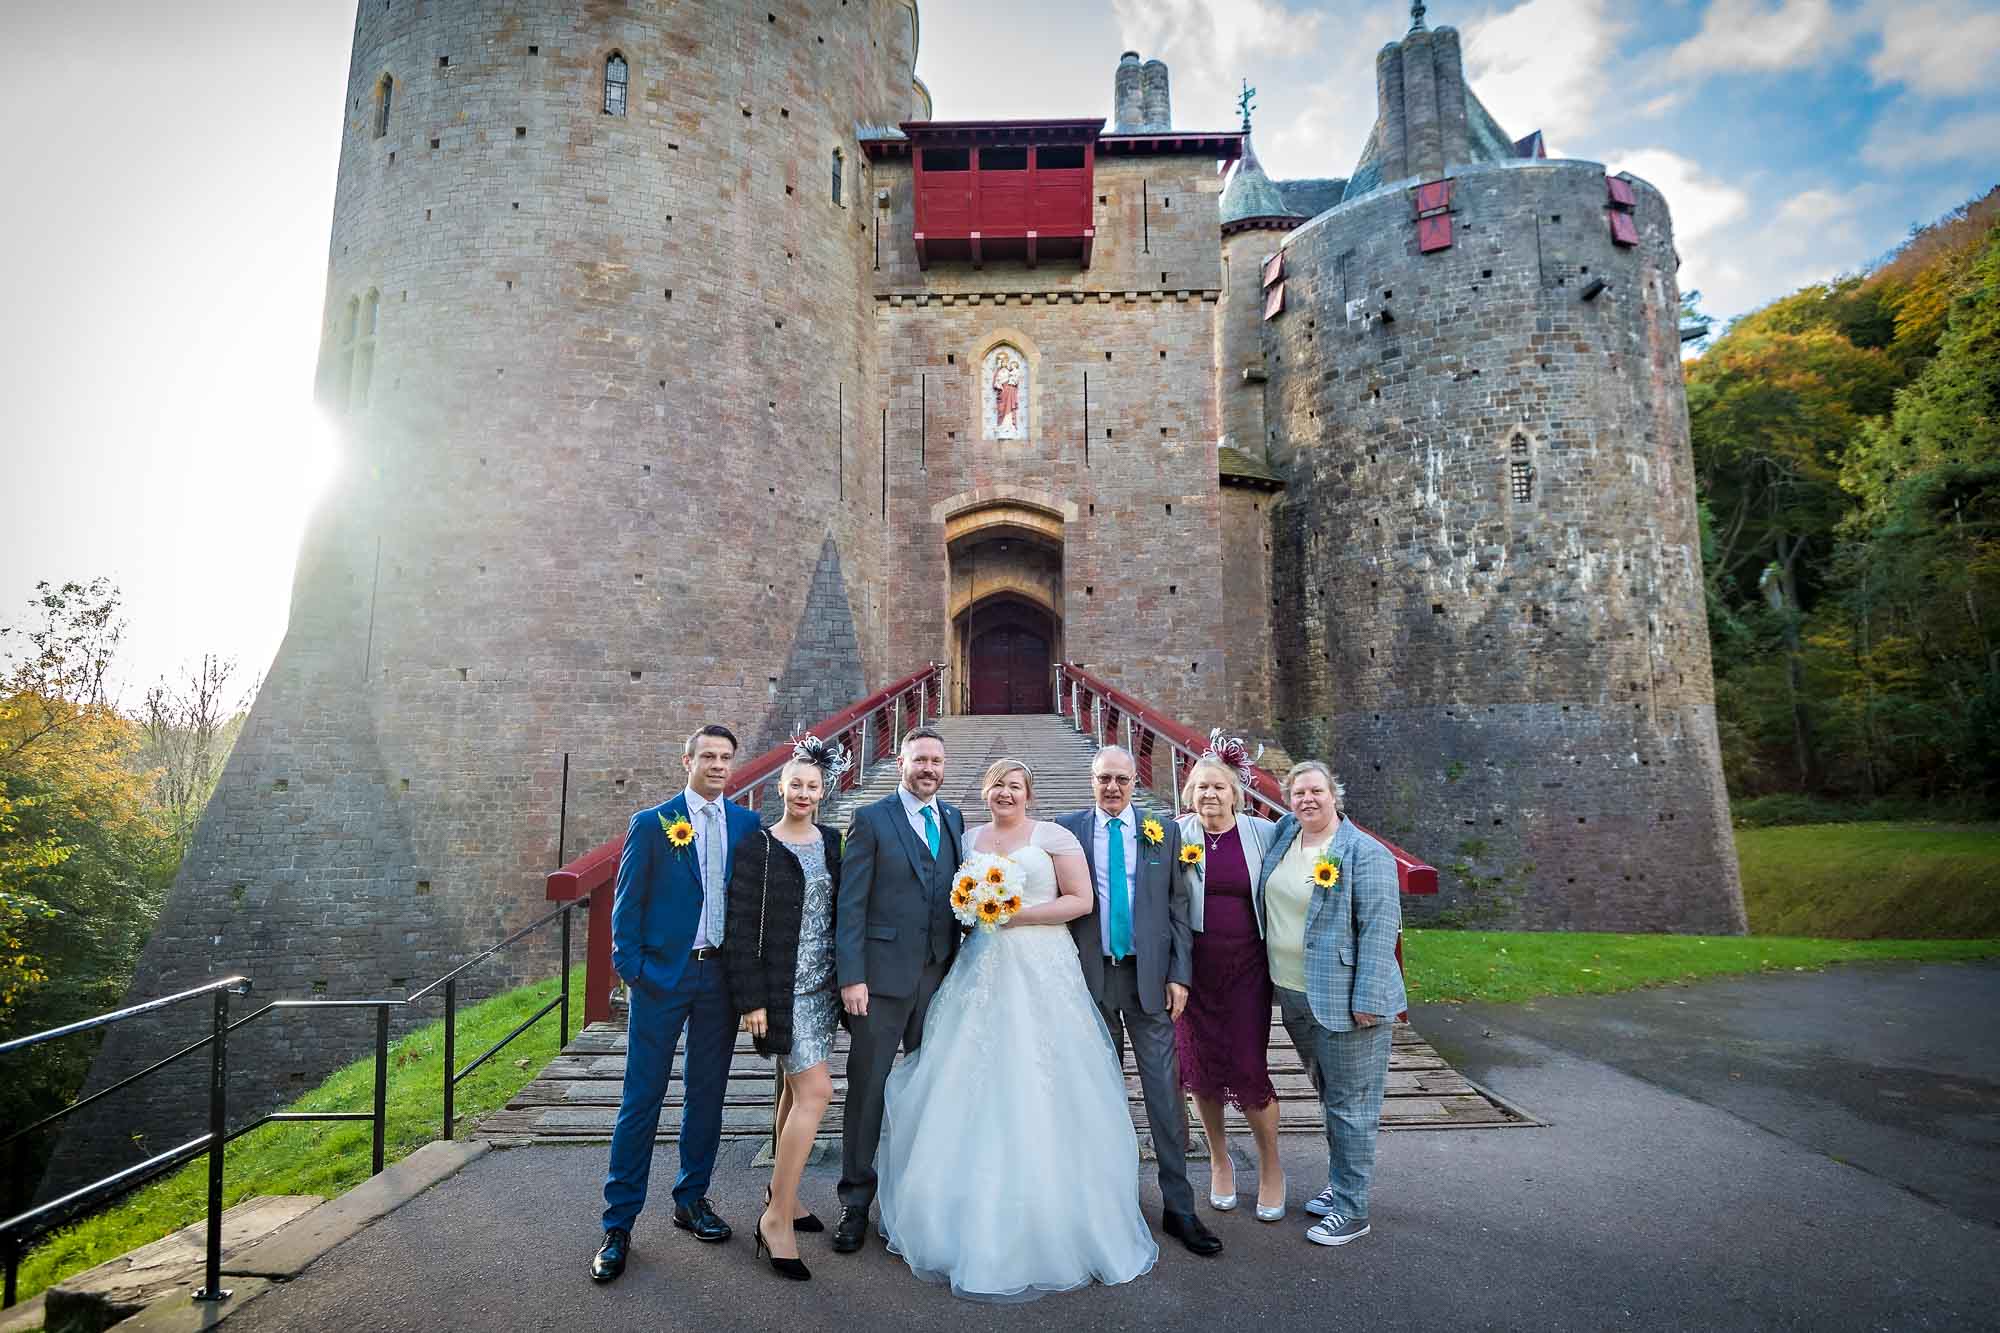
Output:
[1,0,1995,695]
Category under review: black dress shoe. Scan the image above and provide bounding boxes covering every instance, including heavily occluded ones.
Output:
[591,1227,630,1282]
[673,1198,732,1243]
[831,1205,870,1253]
[1163,1209,1224,1256]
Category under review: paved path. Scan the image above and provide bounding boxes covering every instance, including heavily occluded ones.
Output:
[224,962,2000,1332]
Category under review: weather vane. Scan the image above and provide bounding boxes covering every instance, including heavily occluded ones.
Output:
[1237,78,1257,132]
[1411,1,1428,31]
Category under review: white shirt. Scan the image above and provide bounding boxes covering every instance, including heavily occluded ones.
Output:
[1091,805,1141,957]
[898,784,944,857]
[683,787,725,949]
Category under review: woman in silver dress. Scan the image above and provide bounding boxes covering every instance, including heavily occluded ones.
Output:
[723,733,848,1280]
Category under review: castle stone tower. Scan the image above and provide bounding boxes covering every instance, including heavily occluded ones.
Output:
[1262,19,1745,931]
[57,0,921,1186]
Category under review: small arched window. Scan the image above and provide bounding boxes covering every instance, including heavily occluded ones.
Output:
[331,298,360,406]
[374,75,394,139]
[604,54,628,116]
[831,148,844,206]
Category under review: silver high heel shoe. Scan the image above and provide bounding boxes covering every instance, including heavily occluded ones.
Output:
[1209,1162,1237,1211]
[1255,1174,1287,1222]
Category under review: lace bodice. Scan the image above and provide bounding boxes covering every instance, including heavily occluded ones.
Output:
[964,821,1082,910]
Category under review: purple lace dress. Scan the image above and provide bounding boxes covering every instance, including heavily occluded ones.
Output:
[1175,825,1276,1110]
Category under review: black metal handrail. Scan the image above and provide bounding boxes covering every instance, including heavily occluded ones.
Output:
[0,888,592,1311]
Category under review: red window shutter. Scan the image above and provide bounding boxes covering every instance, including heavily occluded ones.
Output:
[1261,250,1284,289]
[1413,180,1452,215]
[1608,209,1639,246]
[1606,176,1636,208]
[1262,279,1286,321]
[1417,213,1453,252]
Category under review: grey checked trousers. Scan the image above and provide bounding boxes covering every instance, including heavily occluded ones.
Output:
[1275,984,1392,1221]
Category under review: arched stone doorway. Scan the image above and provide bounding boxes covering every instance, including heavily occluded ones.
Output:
[945,500,1064,715]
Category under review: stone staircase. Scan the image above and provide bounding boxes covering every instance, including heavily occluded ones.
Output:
[820,712,1175,832]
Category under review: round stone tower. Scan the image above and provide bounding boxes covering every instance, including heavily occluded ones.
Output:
[1263,22,1744,932]
[59,0,922,1187]
[1215,130,1302,454]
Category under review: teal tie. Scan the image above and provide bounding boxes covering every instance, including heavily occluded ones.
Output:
[1107,816,1131,961]
[921,805,940,859]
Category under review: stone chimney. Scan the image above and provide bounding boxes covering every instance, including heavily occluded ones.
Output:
[1141,58,1172,130]
[1114,51,1145,131]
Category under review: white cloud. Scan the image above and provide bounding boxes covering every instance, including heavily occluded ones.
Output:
[1460,0,1627,144]
[1666,0,1844,75]
[1609,147,1750,243]
[1638,90,1691,119]
[1865,0,2000,95]
[1111,0,1325,128]
[1862,102,2000,168]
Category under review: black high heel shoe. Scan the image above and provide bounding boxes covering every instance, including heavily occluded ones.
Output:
[755,1218,811,1281]
[766,1184,824,1233]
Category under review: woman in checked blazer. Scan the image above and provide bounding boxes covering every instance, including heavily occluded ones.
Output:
[1253,761,1406,1248]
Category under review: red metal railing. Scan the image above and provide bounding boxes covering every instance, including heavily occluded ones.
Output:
[546,664,946,1024]
[1054,662,1438,896]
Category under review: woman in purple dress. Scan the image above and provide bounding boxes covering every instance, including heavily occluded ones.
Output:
[1174,741,1284,1220]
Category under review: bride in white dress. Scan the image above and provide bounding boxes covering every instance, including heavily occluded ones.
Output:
[876,758,1159,1301]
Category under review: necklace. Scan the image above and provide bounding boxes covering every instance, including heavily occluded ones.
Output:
[1203,824,1229,849]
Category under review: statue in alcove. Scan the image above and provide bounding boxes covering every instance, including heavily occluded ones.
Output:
[984,346,1026,439]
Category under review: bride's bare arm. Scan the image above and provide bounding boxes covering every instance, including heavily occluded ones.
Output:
[1003,848,1093,926]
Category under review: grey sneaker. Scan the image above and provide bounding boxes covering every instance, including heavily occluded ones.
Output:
[1303,1185,1339,1217]
[1306,1213,1370,1246]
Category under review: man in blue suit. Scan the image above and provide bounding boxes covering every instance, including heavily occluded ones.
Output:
[592,724,760,1282]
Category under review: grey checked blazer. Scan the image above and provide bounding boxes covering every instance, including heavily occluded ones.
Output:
[1254,814,1406,1031]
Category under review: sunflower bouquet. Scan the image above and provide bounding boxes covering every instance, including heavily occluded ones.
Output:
[949,851,1027,932]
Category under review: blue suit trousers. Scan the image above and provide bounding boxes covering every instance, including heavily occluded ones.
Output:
[600,954,735,1232]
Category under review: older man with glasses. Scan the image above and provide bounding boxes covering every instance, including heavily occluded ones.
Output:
[1055,746,1222,1256]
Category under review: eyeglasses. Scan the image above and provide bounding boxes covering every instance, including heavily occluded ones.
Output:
[1092,774,1134,786]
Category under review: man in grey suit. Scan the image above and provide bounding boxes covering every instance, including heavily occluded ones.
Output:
[832,725,965,1253]
[1057,745,1223,1257]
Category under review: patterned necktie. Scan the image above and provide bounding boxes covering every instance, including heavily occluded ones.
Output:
[701,804,725,945]
[921,804,940,860]
[1107,816,1131,961]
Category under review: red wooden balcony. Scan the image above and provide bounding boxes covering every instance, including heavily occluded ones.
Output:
[905,119,1100,270]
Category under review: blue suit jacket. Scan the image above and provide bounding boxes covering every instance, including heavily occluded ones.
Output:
[611,791,760,995]
[1254,815,1406,1031]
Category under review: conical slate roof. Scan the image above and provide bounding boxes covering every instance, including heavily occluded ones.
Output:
[1220,134,1303,226]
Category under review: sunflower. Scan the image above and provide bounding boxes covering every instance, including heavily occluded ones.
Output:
[1178,843,1203,866]
[983,865,1008,886]
[1141,817,1166,845]
[660,814,696,848]
[1312,856,1341,889]
[951,883,974,911]
[977,896,1003,923]
[1003,894,1023,914]
[956,874,979,896]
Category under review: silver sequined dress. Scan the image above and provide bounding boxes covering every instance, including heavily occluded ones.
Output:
[781,836,840,1073]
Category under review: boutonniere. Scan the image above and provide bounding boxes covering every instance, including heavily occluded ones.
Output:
[659,813,696,854]
[1178,842,1203,867]
[1312,854,1342,891]
[1141,817,1166,846]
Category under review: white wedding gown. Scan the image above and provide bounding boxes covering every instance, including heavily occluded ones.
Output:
[876,821,1159,1302]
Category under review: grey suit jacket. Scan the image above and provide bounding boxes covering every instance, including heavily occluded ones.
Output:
[1057,807,1192,1015]
[835,791,965,999]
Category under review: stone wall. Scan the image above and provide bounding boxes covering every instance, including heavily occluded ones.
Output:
[868,153,1234,721]
[54,0,919,1190]
[1263,158,1744,933]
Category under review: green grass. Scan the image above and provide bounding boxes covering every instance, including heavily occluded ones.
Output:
[15,965,584,1303]
[1735,821,2000,938]
[1405,929,2000,1005]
